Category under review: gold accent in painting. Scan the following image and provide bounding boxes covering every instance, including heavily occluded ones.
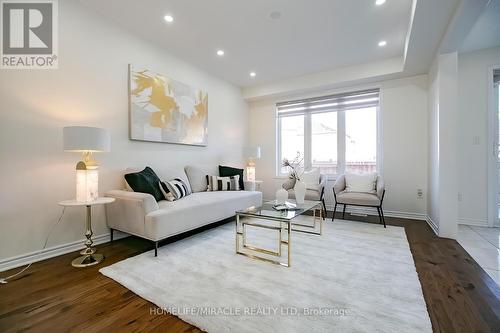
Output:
[129,65,208,146]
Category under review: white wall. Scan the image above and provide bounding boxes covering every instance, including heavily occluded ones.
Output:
[248,75,428,219]
[0,1,248,262]
[457,46,500,226]
[426,52,459,239]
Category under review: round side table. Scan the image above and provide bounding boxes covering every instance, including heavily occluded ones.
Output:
[58,197,115,268]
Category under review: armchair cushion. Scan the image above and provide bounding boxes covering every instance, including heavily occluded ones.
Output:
[345,173,377,193]
[301,168,321,191]
[336,191,381,206]
[287,188,321,201]
[333,175,346,194]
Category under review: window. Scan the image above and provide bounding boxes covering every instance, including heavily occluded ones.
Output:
[277,89,380,175]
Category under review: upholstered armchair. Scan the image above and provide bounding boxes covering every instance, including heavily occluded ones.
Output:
[287,174,327,219]
[332,174,386,227]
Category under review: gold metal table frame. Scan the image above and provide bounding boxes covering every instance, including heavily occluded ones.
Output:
[236,202,323,267]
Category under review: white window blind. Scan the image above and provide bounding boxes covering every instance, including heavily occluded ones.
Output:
[277,89,380,117]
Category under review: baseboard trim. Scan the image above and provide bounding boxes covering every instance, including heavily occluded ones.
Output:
[322,203,426,221]
[458,218,489,227]
[426,217,439,235]
[0,231,128,272]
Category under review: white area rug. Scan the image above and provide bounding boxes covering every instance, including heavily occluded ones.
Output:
[100,218,432,333]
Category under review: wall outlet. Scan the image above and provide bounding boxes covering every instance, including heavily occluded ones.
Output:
[472,136,480,145]
[417,189,423,199]
[458,193,463,202]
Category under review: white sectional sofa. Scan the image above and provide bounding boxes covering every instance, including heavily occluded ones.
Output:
[105,165,262,256]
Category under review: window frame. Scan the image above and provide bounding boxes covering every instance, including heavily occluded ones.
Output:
[276,89,382,177]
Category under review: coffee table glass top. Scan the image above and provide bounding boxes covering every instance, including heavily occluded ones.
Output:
[236,200,321,220]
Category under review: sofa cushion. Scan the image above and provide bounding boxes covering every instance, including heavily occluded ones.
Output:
[156,167,192,193]
[162,178,191,200]
[124,167,165,202]
[185,165,218,192]
[219,165,245,190]
[146,191,262,240]
[336,191,380,206]
[207,175,240,191]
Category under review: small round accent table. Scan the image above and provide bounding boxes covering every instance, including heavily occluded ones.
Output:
[58,197,115,268]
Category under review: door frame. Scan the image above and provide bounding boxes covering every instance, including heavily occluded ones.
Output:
[487,64,500,227]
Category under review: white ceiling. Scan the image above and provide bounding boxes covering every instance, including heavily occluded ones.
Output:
[78,0,412,87]
[460,0,500,52]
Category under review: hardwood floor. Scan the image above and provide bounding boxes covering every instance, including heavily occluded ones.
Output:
[1,214,499,332]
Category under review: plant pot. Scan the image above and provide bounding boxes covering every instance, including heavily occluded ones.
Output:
[294,180,306,204]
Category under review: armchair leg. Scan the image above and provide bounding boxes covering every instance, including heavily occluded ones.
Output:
[332,203,337,221]
[380,207,386,228]
[342,204,346,219]
[154,241,159,257]
[376,207,383,225]
[321,199,327,220]
[110,228,114,242]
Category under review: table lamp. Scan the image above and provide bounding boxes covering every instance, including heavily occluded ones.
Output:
[245,146,261,182]
[63,126,110,202]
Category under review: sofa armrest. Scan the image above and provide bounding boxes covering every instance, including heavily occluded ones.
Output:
[333,175,346,195]
[105,190,159,215]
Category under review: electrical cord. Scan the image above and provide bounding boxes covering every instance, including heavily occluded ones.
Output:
[0,206,66,284]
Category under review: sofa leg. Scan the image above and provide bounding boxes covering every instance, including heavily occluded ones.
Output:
[154,241,158,257]
[380,207,386,228]
[321,199,327,220]
[110,228,114,242]
[342,204,346,219]
[332,203,337,221]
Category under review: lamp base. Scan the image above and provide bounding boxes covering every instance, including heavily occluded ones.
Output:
[71,253,104,268]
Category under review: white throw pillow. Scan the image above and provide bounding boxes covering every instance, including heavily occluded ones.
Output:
[301,168,321,191]
[345,173,377,193]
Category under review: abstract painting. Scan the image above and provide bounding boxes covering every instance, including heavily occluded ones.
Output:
[128,65,208,146]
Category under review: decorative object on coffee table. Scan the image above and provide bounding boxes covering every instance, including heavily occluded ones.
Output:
[58,197,115,267]
[275,187,288,204]
[282,152,306,203]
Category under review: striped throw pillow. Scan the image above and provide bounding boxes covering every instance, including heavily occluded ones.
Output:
[158,182,176,202]
[162,178,191,200]
[206,175,240,191]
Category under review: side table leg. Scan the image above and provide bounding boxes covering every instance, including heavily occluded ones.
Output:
[71,205,104,267]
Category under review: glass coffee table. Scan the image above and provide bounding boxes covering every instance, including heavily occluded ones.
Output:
[235,200,323,267]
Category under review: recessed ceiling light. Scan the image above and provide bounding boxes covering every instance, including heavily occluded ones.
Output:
[249,72,256,77]
[378,40,387,47]
[164,15,174,23]
[216,50,225,56]
[375,0,386,5]
[270,11,282,20]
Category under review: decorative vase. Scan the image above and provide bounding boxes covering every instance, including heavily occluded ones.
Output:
[276,188,288,204]
[294,180,306,204]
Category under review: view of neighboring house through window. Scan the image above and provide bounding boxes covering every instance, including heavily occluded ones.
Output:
[277,89,379,176]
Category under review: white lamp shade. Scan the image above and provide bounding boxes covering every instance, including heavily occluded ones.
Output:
[63,126,110,152]
[245,146,261,159]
